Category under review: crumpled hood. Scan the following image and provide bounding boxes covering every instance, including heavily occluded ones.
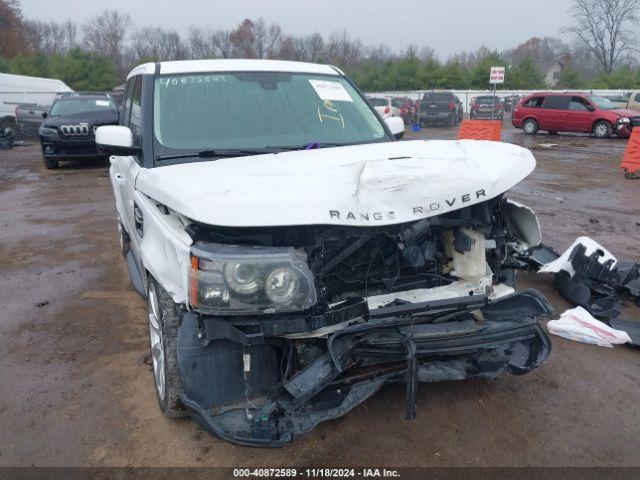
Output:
[136,140,536,227]
[611,108,639,118]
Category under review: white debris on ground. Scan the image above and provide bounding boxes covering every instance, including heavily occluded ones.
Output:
[547,306,631,347]
[539,236,617,276]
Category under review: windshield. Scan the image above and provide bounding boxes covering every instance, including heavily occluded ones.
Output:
[153,72,388,159]
[50,98,116,116]
[367,97,390,107]
[590,96,617,110]
[476,97,499,105]
[423,93,452,101]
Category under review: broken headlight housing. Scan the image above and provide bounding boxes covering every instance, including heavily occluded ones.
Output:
[189,244,317,314]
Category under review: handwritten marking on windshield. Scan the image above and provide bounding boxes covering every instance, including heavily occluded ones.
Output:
[159,75,226,87]
[317,100,345,128]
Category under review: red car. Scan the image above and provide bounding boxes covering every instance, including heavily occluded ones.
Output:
[512,92,639,138]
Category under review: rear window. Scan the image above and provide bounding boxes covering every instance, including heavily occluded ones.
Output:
[423,93,452,101]
[476,97,499,105]
[391,98,405,108]
[368,98,389,107]
[543,96,570,110]
[523,97,544,108]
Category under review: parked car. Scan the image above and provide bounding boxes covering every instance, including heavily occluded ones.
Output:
[603,94,630,109]
[392,96,415,124]
[416,92,463,127]
[502,95,520,114]
[95,59,551,447]
[470,96,504,121]
[0,72,72,133]
[626,90,640,112]
[38,92,119,168]
[366,96,401,119]
[513,92,639,138]
[15,103,49,138]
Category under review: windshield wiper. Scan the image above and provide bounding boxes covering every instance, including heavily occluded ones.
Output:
[157,148,280,161]
[266,141,372,151]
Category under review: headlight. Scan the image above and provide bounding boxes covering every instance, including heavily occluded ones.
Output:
[38,126,57,136]
[189,244,317,314]
[618,117,631,124]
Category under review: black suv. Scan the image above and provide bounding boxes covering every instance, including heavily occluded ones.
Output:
[416,92,463,127]
[38,93,119,169]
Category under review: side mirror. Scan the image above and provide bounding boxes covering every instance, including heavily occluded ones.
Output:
[586,104,595,112]
[385,116,405,140]
[41,112,48,119]
[95,125,141,156]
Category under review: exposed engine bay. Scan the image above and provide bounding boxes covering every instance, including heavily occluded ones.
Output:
[172,196,551,446]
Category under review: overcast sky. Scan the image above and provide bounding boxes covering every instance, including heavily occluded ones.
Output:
[19,0,577,59]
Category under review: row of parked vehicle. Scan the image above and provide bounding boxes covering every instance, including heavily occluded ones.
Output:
[367,93,521,127]
[367,93,464,127]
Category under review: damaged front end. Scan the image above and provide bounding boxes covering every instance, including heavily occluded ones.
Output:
[174,196,552,446]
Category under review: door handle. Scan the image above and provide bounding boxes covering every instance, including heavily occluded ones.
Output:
[114,173,125,184]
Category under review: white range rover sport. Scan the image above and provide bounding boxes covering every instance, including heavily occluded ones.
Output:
[96,59,551,446]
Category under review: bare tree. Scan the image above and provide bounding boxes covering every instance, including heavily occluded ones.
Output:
[566,0,640,73]
[294,33,325,62]
[211,30,232,58]
[186,27,232,59]
[253,18,282,59]
[24,20,77,54]
[82,9,132,75]
[367,43,394,63]
[129,26,187,62]
[324,31,364,68]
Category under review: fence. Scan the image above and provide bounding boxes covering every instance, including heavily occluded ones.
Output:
[366,89,631,113]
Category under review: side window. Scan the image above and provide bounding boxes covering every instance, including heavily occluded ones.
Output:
[121,78,134,126]
[635,93,640,103]
[524,97,544,108]
[569,96,590,111]
[129,76,143,147]
[543,96,570,110]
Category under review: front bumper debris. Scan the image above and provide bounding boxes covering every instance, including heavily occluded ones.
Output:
[177,289,552,446]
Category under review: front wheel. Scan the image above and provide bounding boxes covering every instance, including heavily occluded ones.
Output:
[523,118,538,135]
[147,277,187,418]
[593,121,612,138]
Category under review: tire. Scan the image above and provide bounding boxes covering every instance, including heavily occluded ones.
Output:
[593,121,612,138]
[523,118,538,135]
[0,117,16,132]
[448,115,455,127]
[117,221,130,257]
[43,155,59,169]
[147,277,187,418]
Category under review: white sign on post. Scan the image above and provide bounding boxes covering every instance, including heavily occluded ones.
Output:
[489,66,505,84]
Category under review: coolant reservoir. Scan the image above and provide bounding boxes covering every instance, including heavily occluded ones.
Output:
[443,228,486,281]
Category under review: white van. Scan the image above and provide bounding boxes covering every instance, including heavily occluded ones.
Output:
[0,73,72,130]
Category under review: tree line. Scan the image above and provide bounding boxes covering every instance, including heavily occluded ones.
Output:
[1,0,640,92]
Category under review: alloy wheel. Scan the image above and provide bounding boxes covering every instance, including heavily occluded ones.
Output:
[147,283,165,402]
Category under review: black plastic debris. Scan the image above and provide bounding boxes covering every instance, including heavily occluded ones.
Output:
[522,242,640,321]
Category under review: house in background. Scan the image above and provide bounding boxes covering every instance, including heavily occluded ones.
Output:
[544,54,572,87]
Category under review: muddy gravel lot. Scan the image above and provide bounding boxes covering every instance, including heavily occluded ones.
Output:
[1,121,639,468]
